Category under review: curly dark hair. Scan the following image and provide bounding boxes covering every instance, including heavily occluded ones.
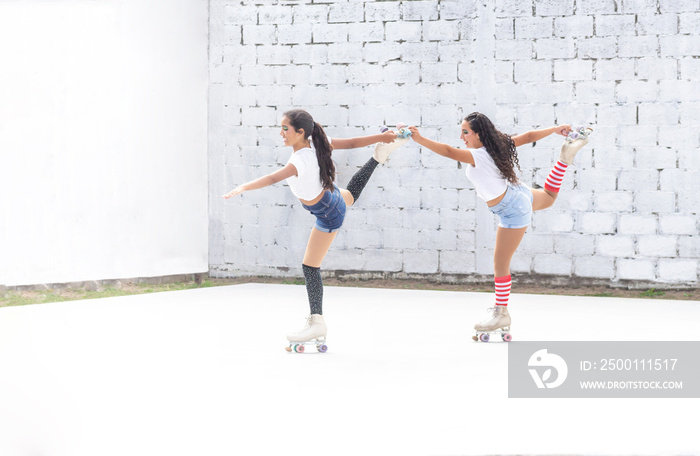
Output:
[283,109,335,191]
[465,112,521,185]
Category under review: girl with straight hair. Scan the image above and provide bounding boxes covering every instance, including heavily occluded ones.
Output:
[223,109,405,351]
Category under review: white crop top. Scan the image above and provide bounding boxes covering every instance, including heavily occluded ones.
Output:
[465,147,509,201]
[286,147,325,200]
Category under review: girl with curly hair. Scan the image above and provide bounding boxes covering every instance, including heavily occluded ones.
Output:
[409,112,591,340]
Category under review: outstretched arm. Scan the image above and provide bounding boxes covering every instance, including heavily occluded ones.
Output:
[331,130,397,150]
[408,126,475,165]
[511,125,571,147]
[222,163,297,199]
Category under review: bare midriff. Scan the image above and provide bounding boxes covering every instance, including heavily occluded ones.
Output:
[486,190,507,207]
[300,190,325,206]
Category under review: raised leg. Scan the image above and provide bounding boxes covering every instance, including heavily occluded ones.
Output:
[345,157,380,205]
[531,187,557,212]
[339,188,354,206]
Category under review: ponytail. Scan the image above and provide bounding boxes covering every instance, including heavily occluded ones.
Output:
[283,109,336,191]
[310,122,336,191]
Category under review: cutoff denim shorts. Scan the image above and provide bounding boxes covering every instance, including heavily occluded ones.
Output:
[488,183,534,229]
[302,185,347,233]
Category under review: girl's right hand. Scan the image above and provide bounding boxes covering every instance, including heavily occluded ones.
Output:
[222,185,246,199]
[408,126,421,140]
[555,124,572,136]
[379,129,398,143]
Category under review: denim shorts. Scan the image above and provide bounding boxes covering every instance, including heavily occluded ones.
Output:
[488,183,534,229]
[302,185,347,233]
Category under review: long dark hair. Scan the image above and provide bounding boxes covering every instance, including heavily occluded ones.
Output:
[465,112,521,185]
[283,109,335,191]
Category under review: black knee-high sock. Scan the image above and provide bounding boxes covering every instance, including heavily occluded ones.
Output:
[346,157,379,203]
[302,264,323,315]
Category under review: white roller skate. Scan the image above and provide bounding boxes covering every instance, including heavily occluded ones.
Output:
[285,314,328,353]
[373,123,411,164]
[560,126,593,165]
[473,306,512,343]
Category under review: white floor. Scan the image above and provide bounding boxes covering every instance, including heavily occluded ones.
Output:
[1,283,698,456]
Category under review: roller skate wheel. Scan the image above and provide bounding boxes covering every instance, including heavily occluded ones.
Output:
[318,344,328,353]
[567,127,592,142]
[502,333,512,342]
[295,344,305,353]
[479,333,490,342]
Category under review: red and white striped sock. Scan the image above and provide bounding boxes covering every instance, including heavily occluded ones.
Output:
[544,161,568,193]
[495,275,512,307]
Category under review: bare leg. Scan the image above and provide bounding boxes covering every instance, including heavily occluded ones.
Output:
[531,187,557,212]
[339,188,354,207]
[493,226,528,277]
[303,227,339,268]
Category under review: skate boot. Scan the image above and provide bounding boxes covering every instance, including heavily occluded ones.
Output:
[473,306,512,342]
[373,123,411,164]
[285,314,328,353]
[559,126,593,165]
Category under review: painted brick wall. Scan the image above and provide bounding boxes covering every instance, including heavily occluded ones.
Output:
[209,0,700,287]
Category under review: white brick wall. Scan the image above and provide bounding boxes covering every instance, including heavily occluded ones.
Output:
[209,0,700,288]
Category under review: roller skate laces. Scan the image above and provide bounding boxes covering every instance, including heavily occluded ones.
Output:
[473,306,512,343]
[286,314,328,353]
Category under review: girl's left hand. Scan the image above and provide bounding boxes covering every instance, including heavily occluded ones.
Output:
[222,185,246,199]
[380,130,398,143]
[407,126,422,140]
[555,125,572,136]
